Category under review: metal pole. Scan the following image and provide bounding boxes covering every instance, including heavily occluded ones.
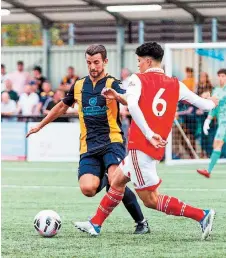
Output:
[69,23,75,46]
[138,20,144,44]
[212,18,217,42]
[194,23,202,43]
[42,27,51,79]
[116,24,125,78]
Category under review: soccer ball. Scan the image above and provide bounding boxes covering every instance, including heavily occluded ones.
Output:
[34,210,61,237]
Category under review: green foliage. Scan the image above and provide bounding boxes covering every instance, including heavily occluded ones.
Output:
[2,162,226,258]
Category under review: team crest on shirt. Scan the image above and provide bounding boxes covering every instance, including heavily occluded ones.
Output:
[89,97,97,106]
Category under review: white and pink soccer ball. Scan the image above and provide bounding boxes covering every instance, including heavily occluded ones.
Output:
[34,210,61,237]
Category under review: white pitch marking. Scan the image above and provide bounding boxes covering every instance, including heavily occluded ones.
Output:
[2,185,226,192]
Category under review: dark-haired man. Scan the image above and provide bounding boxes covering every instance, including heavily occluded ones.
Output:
[75,42,218,240]
[197,68,226,178]
[59,66,79,93]
[33,66,46,94]
[26,44,149,234]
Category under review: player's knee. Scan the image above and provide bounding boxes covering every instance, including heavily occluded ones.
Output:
[80,185,97,197]
[142,195,158,209]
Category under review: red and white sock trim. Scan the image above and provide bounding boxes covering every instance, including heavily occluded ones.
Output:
[157,194,165,211]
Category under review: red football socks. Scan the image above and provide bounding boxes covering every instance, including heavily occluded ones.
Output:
[157,194,205,222]
[91,187,124,226]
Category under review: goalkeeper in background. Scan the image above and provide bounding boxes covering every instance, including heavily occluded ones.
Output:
[197,69,226,178]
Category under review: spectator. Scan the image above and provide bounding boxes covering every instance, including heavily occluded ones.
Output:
[196,72,214,158]
[32,66,46,95]
[8,61,31,95]
[44,90,69,122]
[1,92,17,121]
[17,84,39,115]
[182,67,196,92]
[2,79,19,102]
[37,81,54,113]
[120,68,131,90]
[1,64,8,91]
[59,66,79,92]
[197,72,213,97]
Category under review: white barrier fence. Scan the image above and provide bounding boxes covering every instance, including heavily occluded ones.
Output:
[27,122,80,162]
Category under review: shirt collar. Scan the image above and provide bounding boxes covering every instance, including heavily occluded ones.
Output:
[144,67,164,73]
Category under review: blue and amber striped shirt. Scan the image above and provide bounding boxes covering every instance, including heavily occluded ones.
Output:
[63,75,126,155]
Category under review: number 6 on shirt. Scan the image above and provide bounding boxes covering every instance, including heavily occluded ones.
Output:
[152,88,167,116]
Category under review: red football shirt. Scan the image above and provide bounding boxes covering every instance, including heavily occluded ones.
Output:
[128,71,179,160]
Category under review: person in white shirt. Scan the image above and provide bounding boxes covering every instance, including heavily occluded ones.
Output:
[1,64,8,91]
[120,68,131,90]
[1,91,17,122]
[8,61,31,95]
[17,84,40,116]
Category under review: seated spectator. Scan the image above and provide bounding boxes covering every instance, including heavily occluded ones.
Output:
[196,72,213,97]
[44,90,69,122]
[1,92,17,122]
[8,61,31,95]
[182,67,196,92]
[120,68,131,90]
[2,79,19,102]
[17,84,39,115]
[59,66,79,92]
[32,66,46,95]
[1,64,8,91]
[37,81,54,113]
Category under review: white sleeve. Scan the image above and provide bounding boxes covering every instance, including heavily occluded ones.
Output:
[179,81,215,111]
[126,74,154,140]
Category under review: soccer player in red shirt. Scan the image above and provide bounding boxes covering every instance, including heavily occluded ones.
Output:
[75,42,218,240]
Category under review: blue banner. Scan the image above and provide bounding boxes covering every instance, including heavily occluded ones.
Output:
[196,49,225,61]
[1,122,26,160]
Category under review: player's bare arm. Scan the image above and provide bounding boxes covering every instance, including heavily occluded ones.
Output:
[26,101,70,138]
[101,88,127,105]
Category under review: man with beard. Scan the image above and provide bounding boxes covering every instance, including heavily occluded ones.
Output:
[26,44,149,234]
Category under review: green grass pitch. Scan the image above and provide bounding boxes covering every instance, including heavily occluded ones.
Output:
[1,162,226,258]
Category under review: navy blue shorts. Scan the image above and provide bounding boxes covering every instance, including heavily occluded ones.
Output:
[78,143,126,180]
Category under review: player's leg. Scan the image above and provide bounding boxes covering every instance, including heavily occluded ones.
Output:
[107,164,149,234]
[104,143,149,234]
[78,155,102,197]
[74,166,129,236]
[130,150,215,240]
[136,189,215,240]
[197,126,225,178]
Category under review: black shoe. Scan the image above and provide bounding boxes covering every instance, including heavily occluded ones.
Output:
[133,219,150,234]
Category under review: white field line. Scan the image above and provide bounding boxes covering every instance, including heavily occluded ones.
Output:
[1,185,226,192]
[1,167,226,174]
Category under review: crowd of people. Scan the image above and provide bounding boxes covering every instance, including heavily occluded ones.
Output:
[1,62,224,158]
[1,62,79,120]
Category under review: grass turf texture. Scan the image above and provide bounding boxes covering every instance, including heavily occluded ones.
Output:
[2,162,226,258]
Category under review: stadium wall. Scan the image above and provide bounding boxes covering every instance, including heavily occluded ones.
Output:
[2,44,226,88]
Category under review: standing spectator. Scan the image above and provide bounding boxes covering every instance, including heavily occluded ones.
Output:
[59,66,79,92]
[1,64,8,91]
[182,67,196,92]
[120,68,131,90]
[8,61,31,95]
[197,72,213,96]
[1,92,17,121]
[196,72,214,158]
[37,81,54,113]
[2,79,19,102]
[32,66,46,95]
[17,84,39,115]
[43,90,69,122]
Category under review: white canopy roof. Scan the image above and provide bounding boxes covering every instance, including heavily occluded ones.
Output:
[2,0,226,25]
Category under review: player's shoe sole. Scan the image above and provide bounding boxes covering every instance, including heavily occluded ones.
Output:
[200,209,216,240]
[197,169,210,178]
[72,221,100,236]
